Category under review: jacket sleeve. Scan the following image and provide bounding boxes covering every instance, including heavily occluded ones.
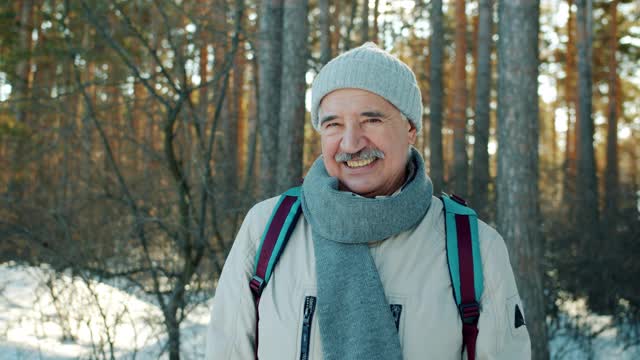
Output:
[476,226,532,360]
[205,205,261,360]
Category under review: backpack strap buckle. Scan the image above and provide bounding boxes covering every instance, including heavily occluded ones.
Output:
[459,301,480,324]
[250,275,265,297]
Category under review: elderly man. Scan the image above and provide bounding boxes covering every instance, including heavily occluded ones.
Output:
[206,43,531,359]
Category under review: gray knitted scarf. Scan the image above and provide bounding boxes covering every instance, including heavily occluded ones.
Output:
[300,147,433,360]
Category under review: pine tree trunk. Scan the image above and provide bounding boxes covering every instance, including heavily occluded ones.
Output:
[199,10,209,129]
[331,0,342,55]
[277,0,309,192]
[550,97,558,167]
[429,0,445,193]
[213,6,235,211]
[469,12,479,113]
[562,0,578,218]
[198,24,210,196]
[319,0,332,65]
[13,0,33,124]
[223,78,238,205]
[9,0,34,195]
[343,0,358,51]
[471,0,492,219]
[234,38,247,181]
[603,0,618,230]
[257,0,283,198]
[361,0,369,42]
[497,1,549,359]
[452,0,469,197]
[243,52,261,203]
[373,0,380,44]
[575,0,600,248]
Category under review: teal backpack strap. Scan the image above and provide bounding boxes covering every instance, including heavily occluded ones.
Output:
[440,193,483,360]
[249,186,302,359]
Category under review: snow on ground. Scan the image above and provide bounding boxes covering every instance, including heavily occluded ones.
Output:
[1,262,639,359]
[0,263,210,360]
[548,298,640,360]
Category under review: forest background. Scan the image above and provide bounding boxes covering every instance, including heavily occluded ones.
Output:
[0,0,638,359]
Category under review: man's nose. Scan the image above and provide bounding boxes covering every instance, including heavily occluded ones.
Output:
[340,123,366,153]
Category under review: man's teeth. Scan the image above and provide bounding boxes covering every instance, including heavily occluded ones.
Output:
[346,158,375,168]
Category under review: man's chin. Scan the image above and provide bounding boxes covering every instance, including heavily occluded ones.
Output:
[338,181,380,198]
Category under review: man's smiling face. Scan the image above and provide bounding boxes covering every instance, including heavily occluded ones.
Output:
[318,88,417,198]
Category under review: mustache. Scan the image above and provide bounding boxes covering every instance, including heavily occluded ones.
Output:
[335,148,385,162]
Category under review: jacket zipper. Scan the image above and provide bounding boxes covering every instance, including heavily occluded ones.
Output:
[300,296,317,360]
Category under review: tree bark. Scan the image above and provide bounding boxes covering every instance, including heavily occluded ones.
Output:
[257,0,284,198]
[343,0,358,51]
[372,0,380,44]
[212,0,236,212]
[244,53,260,203]
[471,0,493,219]
[166,307,181,360]
[562,0,578,218]
[222,77,238,208]
[8,0,34,197]
[603,0,618,230]
[331,0,342,55]
[277,0,309,192]
[575,0,599,247]
[319,0,332,66]
[452,0,469,197]
[13,0,34,124]
[497,1,549,359]
[233,36,247,181]
[199,1,209,130]
[361,0,369,43]
[429,0,445,193]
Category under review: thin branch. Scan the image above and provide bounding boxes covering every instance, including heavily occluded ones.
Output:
[78,0,172,110]
[62,1,167,311]
[110,0,181,94]
[152,0,189,92]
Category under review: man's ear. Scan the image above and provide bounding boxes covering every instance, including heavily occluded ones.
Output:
[407,121,417,145]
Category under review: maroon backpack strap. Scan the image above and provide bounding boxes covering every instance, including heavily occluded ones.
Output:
[249,187,302,359]
[441,193,483,360]
[456,213,480,360]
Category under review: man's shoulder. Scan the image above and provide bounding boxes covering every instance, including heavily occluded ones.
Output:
[248,195,281,215]
[429,196,506,263]
[477,219,502,246]
[474,218,517,290]
[244,196,282,228]
[424,196,501,239]
[475,217,509,269]
[407,196,445,239]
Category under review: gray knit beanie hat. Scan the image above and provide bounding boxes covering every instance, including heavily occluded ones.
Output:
[311,42,423,132]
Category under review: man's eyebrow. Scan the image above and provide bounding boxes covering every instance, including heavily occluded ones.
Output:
[319,115,338,125]
[360,111,386,118]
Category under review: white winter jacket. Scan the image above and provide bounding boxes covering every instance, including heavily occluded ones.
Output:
[206,195,531,359]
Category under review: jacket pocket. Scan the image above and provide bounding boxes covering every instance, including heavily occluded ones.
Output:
[389,304,403,331]
[299,296,317,360]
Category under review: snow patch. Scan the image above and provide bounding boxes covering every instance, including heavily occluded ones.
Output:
[0,263,210,359]
[1,263,638,359]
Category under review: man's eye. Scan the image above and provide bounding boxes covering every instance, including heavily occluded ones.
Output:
[325,122,340,128]
[365,118,382,123]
